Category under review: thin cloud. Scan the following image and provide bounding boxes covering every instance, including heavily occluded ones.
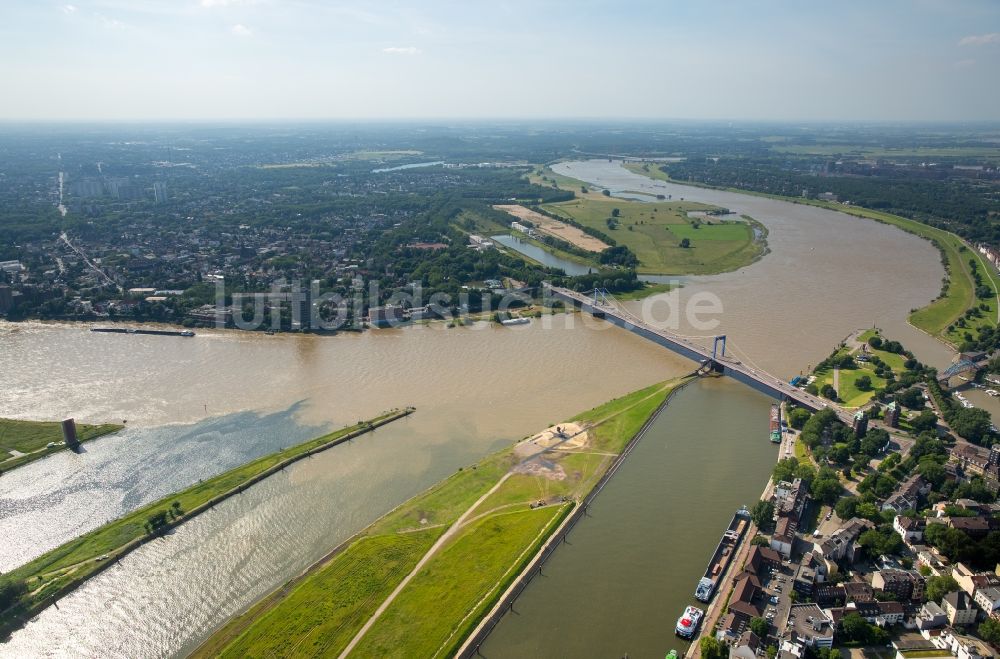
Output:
[958,33,1000,46]
[954,58,976,68]
[61,4,77,14]
[231,23,253,37]
[202,0,258,7]
[382,46,421,56]
[97,14,128,30]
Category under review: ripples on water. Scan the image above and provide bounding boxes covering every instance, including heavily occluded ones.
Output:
[0,404,329,572]
[1,321,689,657]
[0,165,967,655]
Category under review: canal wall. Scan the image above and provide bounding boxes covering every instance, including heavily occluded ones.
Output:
[456,379,693,658]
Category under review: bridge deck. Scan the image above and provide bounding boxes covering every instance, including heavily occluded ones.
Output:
[547,285,853,425]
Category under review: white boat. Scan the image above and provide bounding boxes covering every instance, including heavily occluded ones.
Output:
[500,317,530,326]
[675,605,704,638]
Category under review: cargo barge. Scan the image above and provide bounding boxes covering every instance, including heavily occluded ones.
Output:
[694,506,751,602]
[91,327,195,337]
[769,403,782,443]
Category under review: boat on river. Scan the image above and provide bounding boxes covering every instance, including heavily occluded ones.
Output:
[694,506,751,602]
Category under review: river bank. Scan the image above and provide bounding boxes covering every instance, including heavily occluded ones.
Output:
[0,408,412,640]
[0,159,963,656]
[478,377,779,658]
[623,161,1000,347]
[195,379,688,658]
[0,418,122,475]
[553,159,955,374]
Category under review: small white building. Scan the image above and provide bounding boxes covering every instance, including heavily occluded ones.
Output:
[942,591,979,627]
[974,586,1000,617]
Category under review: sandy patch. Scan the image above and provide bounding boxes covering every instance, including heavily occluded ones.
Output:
[512,458,567,481]
[494,204,609,253]
[514,422,589,458]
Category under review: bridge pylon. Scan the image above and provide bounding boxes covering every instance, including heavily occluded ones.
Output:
[711,335,727,361]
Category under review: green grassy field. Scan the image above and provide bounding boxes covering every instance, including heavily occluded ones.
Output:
[812,331,914,408]
[625,162,999,343]
[352,505,569,659]
[1,409,411,636]
[213,530,443,659]
[197,378,687,658]
[540,196,764,275]
[0,418,123,473]
[528,166,611,201]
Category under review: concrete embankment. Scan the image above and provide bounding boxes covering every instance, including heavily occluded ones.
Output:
[456,380,693,658]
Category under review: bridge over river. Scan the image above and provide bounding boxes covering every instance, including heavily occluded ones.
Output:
[546,284,854,425]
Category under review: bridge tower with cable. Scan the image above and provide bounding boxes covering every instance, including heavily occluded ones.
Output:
[711,335,727,361]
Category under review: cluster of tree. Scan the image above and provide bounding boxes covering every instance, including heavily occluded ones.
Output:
[788,407,812,430]
[772,457,817,485]
[921,379,993,445]
[857,525,903,557]
[868,335,903,353]
[838,612,890,646]
[144,501,183,535]
[924,522,1000,568]
[799,409,851,451]
[598,245,640,268]
[980,618,1000,647]
[554,269,647,295]
[926,575,960,602]
[750,500,775,532]
[660,157,999,244]
[0,577,27,611]
[749,617,769,639]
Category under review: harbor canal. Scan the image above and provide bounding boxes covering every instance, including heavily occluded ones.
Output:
[477,376,778,659]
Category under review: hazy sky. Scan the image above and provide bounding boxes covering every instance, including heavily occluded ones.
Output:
[1,0,999,121]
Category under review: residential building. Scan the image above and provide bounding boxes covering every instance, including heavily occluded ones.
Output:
[882,474,928,514]
[814,517,873,563]
[843,581,875,603]
[947,515,995,540]
[793,551,828,598]
[974,586,1000,616]
[942,591,978,626]
[853,410,868,437]
[775,478,809,522]
[872,568,925,602]
[914,545,950,576]
[788,603,835,649]
[746,545,782,577]
[771,516,796,558]
[895,515,926,544]
[729,631,761,659]
[815,583,846,607]
[953,562,1000,598]
[884,401,900,428]
[916,601,948,630]
[932,629,997,659]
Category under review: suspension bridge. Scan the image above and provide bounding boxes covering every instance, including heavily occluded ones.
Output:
[546,284,854,425]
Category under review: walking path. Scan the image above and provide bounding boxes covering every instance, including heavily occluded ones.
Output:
[337,472,513,659]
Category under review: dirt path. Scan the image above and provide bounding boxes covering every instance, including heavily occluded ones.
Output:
[494,204,609,252]
[337,383,674,658]
[337,472,514,659]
